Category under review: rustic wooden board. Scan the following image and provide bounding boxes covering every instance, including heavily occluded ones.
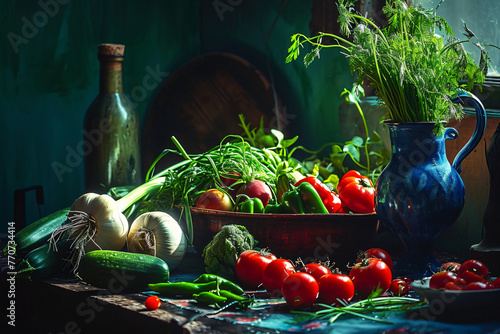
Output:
[142,53,285,172]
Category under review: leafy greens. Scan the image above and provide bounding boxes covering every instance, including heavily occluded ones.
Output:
[287,0,498,123]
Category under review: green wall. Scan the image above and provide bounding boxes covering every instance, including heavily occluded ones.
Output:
[1,0,352,230]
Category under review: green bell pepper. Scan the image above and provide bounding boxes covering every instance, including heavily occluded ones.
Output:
[264,184,327,214]
[296,182,329,213]
[281,188,306,214]
[237,197,264,213]
[264,198,289,213]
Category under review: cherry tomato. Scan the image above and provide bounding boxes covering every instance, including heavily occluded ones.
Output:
[443,282,462,291]
[454,277,467,288]
[337,170,375,213]
[464,281,491,291]
[144,295,162,310]
[460,270,485,284]
[318,273,355,306]
[492,277,500,289]
[281,272,319,309]
[196,189,233,211]
[439,262,461,273]
[262,259,296,294]
[235,250,277,289]
[349,258,392,298]
[300,263,332,282]
[389,279,411,296]
[363,248,394,271]
[429,271,457,290]
[457,259,488,279]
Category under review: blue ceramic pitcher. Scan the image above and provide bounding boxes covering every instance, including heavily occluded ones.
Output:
[375,91,487,278]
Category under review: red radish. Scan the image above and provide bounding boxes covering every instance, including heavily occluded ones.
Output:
[236,180,273,207]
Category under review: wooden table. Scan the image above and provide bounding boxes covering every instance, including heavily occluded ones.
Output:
[5,250,500,334]
[14,277,283,334]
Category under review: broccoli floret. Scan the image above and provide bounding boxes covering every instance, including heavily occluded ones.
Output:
[201,224,256,279]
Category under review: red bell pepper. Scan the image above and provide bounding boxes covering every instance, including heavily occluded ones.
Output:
[294,176,342,213]
[337,170,375,213]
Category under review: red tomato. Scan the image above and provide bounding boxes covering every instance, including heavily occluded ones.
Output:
[337,170,367,193]
[300,263,332,282]
[492,277,500,289]
[262,259,296,295]
[457,259,488,279]
[236,180,273,207]
[337,202,350,213]
[235,250,277,289]
[318,273,355,306]
[337,170,375,213]
[281,272,319,308]
[196,189,233,211]
[429,271,457,290]
[363,248,394,271]
[348,258,392,298]
[460,271,485,284]
[389,279,411,296]
[464,281,491,291]
[144,295,161,310]
[439,262,461,273]
[443,282,462,290]
[454,277,467,288]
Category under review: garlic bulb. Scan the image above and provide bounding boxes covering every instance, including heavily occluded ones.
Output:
[127,212,187,270]
[49,193,129,270]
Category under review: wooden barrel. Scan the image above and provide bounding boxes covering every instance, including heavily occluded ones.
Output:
[142,53,285,173]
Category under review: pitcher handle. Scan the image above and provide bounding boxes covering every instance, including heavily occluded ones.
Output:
[450,91,487,174]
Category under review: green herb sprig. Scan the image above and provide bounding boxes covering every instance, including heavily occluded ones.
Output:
[291,296,425,325]
[287,0,497,123]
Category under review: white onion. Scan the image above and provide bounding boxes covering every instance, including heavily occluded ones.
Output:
[49,193,129,270]
[127,212,187,270]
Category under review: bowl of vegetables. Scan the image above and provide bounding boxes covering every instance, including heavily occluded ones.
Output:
[190,208,379,265]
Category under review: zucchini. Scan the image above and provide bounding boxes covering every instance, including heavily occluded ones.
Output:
[16,239,74,281]
[78,250,170,291]
[13,208,69,257]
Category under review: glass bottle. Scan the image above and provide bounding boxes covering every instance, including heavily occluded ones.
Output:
[84,43,141,193]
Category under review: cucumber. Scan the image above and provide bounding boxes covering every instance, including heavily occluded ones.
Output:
[78,250,170,291]
[13,208,69,257]
[16,239,74,281]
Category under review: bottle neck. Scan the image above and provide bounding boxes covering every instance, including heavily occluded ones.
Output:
[98,55,124,94]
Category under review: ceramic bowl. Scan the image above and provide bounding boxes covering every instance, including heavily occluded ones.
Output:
[411,278,500,315]
[190,208,379,265]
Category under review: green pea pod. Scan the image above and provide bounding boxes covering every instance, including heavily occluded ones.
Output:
[193,291,227,305]
[193,274,245,295]
[297,182,329,213]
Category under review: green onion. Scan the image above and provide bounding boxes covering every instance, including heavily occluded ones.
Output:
[113,135,285,246]
[291,296,425,325]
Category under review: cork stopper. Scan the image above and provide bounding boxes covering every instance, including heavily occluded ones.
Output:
[98,44,125,56]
